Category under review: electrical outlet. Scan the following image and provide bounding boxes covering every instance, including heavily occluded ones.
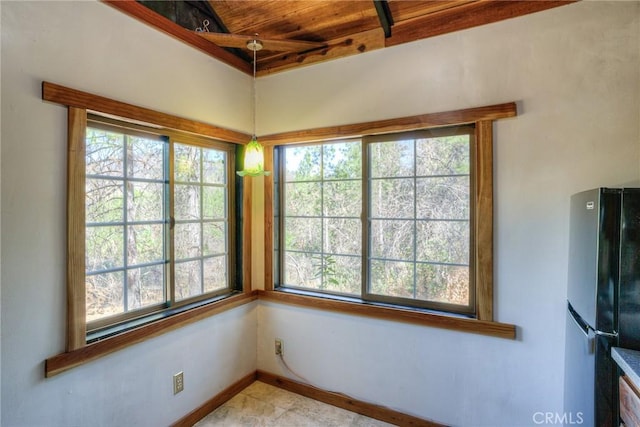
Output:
[173,371,184,394]
[275,338,284,356]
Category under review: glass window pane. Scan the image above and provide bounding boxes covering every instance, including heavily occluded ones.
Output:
[281,141,364,294]
[285,145,321,181]
[175,260,202,301]
[175,222,201,260]
[127,182,164,222]
[323,142,361,179]
[416,264,469,305]
[127,224,164,266]
[204,256,227,293]
[370,178,414,218]
[370,140,414,178]
[416,135,469,176]
[86,128,124,177]
[175,184,200,220]
[370,220,414,260]
[283,251,321,289]
[175,144,201,182]
[203,148,226,184]
[285,182,321,216]
[127,265,164,310]
[203,222,226,256]
[416,221,469,265]
[86,179,123,223]
[325,218,361,255]
[284,218,322,252]
[84,121,234,327]
[86,271,124,322]
[128,136,164,180]
[321,255,360,295]
[203,186,225,220]
[324,181,361,217]
[369,260,414,298]
[86,226,124,272]
[416,176,469,220]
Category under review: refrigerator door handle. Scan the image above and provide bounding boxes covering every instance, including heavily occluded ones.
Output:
[594,329,619,338]
[568,301,591,337]
[568,301,619,339]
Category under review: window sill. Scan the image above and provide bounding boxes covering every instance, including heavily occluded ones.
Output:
[45,291,258,378]
[257,289,516,340]
[86,291,245,344]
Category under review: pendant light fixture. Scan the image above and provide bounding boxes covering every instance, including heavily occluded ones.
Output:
[237,36,270,177]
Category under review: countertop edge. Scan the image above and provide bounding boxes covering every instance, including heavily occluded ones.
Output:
[612,347,640,387]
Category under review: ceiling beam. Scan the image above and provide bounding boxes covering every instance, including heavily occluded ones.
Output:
[373,0,394,38]
[387,0,576,47]
[256,28,385,76]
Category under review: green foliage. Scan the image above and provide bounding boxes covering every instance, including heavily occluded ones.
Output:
[312,253,339,289]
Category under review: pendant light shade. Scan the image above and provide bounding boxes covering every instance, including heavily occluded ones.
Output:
[237,37,270,177]
[237,137,270,177]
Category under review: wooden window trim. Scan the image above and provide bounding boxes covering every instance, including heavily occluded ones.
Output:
[42,82,251,144]
[67,107,88,350]
[258,102,516,146]
[44,82,255,377]
[256,289,514,340]
[262,103,517,338]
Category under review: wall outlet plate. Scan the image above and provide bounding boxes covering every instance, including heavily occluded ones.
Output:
[275,338,284,356]
[173,371,184,394]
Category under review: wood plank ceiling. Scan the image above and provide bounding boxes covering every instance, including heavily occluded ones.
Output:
[107,0,574,76]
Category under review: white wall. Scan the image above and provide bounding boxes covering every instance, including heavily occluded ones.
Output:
[1,2,256,426]
[255,2,640,426]
[3,1,639,426]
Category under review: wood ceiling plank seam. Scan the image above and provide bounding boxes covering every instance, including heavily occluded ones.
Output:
[205,0,233,33]
[210,1,320,35]
[212,1,379,42]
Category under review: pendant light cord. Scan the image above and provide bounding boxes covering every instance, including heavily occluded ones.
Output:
[252,40,257,140]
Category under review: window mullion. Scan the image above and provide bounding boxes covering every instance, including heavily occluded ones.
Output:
[320,145,325,291]
[412,138,417,300]
[278,149,286,289]
[200,147,205,295]
[123,135,130,313]
[362,140,369,300]
[168,137,176,307]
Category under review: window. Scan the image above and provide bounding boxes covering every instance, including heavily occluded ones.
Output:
[275,125,475,315]
[277,140,363,295]
[43,82,256,377]
[85,117,238,334]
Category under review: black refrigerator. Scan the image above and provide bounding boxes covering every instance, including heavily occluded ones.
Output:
[564,188,640,427]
